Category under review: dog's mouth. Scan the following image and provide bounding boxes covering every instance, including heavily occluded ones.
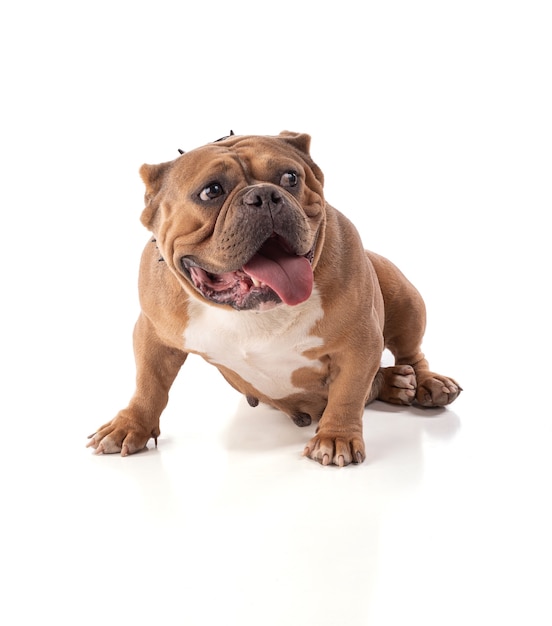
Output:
[181,237,314,311]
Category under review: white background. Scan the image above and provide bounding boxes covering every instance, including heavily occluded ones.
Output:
[1,1,551,624]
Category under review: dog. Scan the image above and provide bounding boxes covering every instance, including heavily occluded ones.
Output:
[87,131,461,466]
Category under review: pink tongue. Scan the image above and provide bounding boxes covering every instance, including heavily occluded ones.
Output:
[243,240,313,305]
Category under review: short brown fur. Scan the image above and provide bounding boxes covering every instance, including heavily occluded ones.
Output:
[88,132,461,466]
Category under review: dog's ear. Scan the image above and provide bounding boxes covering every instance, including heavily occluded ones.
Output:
[278,131,312,155]
[139,161,171,229]
[278,131,324,188]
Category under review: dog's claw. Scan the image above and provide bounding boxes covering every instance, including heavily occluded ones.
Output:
[86,435,100,451]
[304,433,366,467]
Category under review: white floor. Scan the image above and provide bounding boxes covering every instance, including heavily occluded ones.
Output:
[3,293,551,625]
[2,1,551,624]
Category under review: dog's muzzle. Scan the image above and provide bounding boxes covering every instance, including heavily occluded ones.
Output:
[181,235,315,311]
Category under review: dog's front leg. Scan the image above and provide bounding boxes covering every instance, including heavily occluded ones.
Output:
[87,313,187,456]
[303,340,382,467]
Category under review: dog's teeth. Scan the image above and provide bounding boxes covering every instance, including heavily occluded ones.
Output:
[251,277,261,287]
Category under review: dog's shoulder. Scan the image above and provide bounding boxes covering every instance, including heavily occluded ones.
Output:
[138,238,191,342]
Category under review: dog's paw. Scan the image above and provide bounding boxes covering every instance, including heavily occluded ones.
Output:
[375,365,417,405]
[416,373,462,407]
[303,432,365,467]
[87,411,159,456]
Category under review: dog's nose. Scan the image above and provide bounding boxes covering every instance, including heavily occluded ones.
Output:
[243,186,283,209]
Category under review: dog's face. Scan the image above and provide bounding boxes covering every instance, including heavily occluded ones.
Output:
[139,132,327,311]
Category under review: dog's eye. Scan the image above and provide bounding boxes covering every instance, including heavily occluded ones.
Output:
[199,182,225,201]
[280,171,299,188]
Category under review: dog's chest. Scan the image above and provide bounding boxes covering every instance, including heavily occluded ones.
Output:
[183,290,325,399]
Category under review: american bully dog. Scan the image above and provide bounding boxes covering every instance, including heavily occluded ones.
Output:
[87,131,461,466]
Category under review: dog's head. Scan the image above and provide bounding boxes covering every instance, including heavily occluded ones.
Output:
[139,131,326,311]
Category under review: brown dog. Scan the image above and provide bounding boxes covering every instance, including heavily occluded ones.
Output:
[87,131,461,466]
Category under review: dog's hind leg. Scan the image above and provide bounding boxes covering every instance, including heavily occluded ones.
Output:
[366,251,462,407]
[367,364,417,406]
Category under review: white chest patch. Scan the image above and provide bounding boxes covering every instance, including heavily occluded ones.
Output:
[183,288,325,399]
